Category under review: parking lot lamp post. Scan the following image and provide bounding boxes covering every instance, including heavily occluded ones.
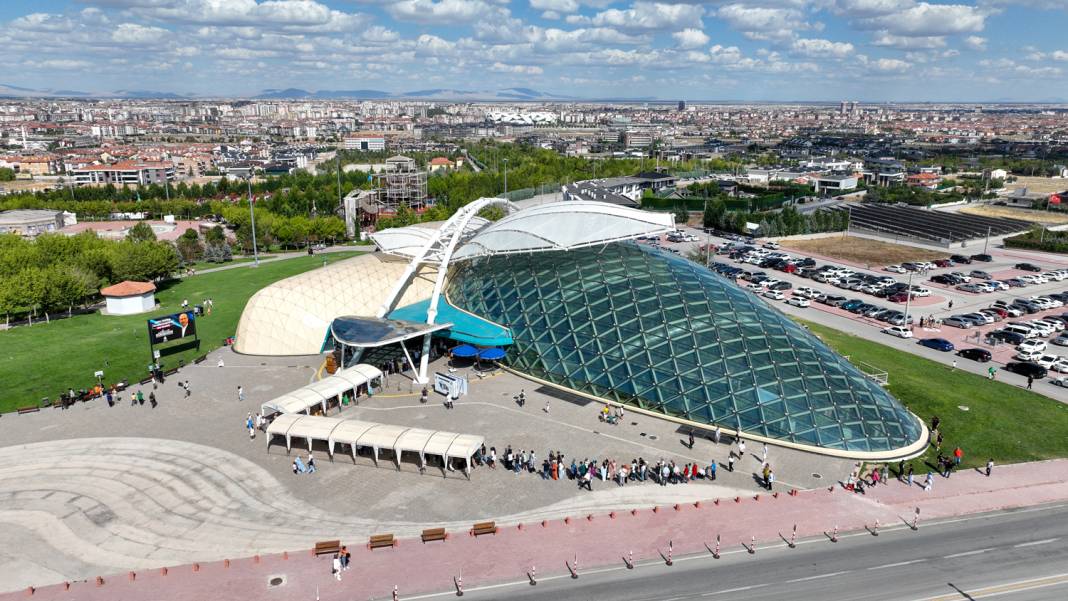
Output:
[983,226,991,255]
[904,270,913,327]
[503,158,509,197]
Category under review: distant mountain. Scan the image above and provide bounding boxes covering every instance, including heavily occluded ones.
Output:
[112,90,187,99]
[0,83,91,97]
[255,88,391,99]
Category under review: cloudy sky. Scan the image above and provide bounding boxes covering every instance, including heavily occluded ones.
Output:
[1,0,1066,101]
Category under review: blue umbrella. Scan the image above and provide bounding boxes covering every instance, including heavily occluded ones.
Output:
[451,344,478,358]
[477,347,506,361]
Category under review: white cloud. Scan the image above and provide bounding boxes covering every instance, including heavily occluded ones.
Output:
[541,10,562,19]
[1052,51,1068,62]
[672,28,709,49]
[834,0,914,17]
[26,59,93,70]
[388,0,498,24]
[9,12,75,33]
[490,62,544,74]
[530,0,579,12]
[121,0,368,33]
[869,57,910,72]
[964,36,987,51]
[590,2,704,31]
[716,4,808,41]
[111,23,169,44]
[871,32,945,49]
[859,3,987,37]
[791,38,855,58]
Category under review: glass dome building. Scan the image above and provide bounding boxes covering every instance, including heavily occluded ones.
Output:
[447,242,925,457]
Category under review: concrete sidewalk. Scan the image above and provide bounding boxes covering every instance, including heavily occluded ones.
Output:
[9,459,1067,601]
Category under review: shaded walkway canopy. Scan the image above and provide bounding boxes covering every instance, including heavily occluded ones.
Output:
[260,363,383,417]
[266,414,484,472]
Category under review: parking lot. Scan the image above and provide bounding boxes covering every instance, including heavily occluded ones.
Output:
[646,226,1068,404]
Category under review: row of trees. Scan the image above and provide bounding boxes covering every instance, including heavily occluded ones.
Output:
[702,203,849,237]
[0,232,181,321]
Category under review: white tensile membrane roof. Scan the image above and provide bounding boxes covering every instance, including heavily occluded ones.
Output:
[451,201,674,261]
[371,217,490,260]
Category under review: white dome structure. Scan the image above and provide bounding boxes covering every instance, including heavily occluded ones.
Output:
[234,253,435,356]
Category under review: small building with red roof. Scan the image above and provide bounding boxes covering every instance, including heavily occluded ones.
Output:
[100,280,156,315]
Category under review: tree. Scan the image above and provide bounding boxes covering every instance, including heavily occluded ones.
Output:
[0,167,15,181]
[205,224,226,245]
[111,241,180,282]
[176,228,205,263]
[674,206,690,226]
[703,199,726,229]
[127,221,157,242]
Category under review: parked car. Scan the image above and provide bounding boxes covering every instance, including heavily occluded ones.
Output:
[882,325,913,338]
[1052,334,1068,346]
[951,254,972,264]
[885,312,914,326]
[787,296,810,308]
[970,254,993,262]
[1034,354,1063,369]
[987,330,1026,346]
[841,299,865,311]
[1017,339,1048,353]
[919,338,955,352]
[1005,278,1027,288]
[1050,359,1068,374]
[942,316,974,329]
[884,264,906,273]
[768,280,793,291]
[1016,262,1042,272]
[1051,376,1068,387]
[933,259,954,268]
[820,295,848,306]
[957,348,992,362]
[1003,362,1048,379]
[763,290,785,301]
[970,270,992,280]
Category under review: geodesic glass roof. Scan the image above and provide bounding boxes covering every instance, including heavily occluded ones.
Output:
[446,242,923,455]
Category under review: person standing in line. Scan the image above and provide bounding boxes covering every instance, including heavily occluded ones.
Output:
[986,458,994,477]
[762,463,771,490]
[880,464,889,486]
[488,447,496,468]
[340,546,350,570]
[768,468,775,492]
[149,391,157,408]
[332,553,342,581]
[897,459,905,478]
[237,385,245,402]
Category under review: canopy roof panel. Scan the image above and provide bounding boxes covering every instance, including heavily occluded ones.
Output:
[452,201,674,261]
[331,315,452,348]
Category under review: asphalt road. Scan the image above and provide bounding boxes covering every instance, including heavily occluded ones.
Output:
[415,503,1068,601]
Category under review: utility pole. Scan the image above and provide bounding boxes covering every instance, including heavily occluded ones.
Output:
[904,270,914,328]
[983,226,991,254]
[247,175,259,267]
[503,158,509,197]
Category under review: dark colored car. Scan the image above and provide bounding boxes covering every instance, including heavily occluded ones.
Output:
[919,338,955,352]
[794,258,816,268]
[822,295,848,306]
[930,274,959,285]
[1004,362,1048,379]
[987,330,1025,346]
[841,299,865,311]
[889,292,911,302]
[951,254,972,264]
[768,280,792,291]
[934,259,953,268]
[957,348,992,362]
[970,254,993,262]
[1015,262,1042,272]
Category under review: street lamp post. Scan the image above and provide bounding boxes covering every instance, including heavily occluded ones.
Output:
[904,270,914,329]
[246,175,259,267]
[503,158,509,197]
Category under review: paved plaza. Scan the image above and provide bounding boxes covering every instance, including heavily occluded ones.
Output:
[0,346,851,592]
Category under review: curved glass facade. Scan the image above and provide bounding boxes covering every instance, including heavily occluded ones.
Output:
[447,242,923,454]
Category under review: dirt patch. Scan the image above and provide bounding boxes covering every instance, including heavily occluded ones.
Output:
[959,204,1068,225]
[1009,176,1068,195]
[780,235,946,267]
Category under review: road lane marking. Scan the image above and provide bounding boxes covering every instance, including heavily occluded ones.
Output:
[701,584,769,596]
[868,559,924,570]
[1013,537,1059,548]
[943,548,993,558]
[908,572,1068,601]
[786,571,849,583]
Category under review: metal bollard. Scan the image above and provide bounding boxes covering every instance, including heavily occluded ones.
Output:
[912,507,920,531]
[455,568,463,597]
[626,550,634,569]
[393,585,399,601]
[666,540,673,566]
[529,564,536,585]
[831,524,839,543]
[790,524,797,548]
[714,534,721,559]
[872,519,880,536]
[748,535,756,554]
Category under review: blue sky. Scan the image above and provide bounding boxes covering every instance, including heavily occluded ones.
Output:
[0,1,1066,101]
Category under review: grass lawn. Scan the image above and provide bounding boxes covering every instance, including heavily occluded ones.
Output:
[182,255,275,272]
[0,252,363,412]
[803,321,1068,469]
[780,235,946,267]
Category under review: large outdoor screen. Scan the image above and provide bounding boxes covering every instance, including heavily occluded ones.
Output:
[147,311,197,345]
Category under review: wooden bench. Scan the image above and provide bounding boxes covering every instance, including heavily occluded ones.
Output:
[368,534,396,550]
[139,377,153,385]
[163,368,179,376]
[421,528,448,543]
[471,521,497,537]
[17,406,39,415]
[193,355,207,365]
[313,540,341,556]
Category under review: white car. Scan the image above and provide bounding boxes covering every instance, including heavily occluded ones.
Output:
[910,287,932,297]
[1018,275,1040,285]
[794,287,818,298]
[787,296,810,307]
[1044,272,1065,282]
[1051,359,1068,373]
[763,290,786,301]
[1035,354,1061,369]
[882,325,913,338]
[1017,339,1048,353]
[1037,318,1066,331]
[1027,321,1055,337]
[1015,349,1044,362]
[884,265,907,273]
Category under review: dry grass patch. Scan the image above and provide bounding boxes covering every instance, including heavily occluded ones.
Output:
[1010,176,1068,195]
[959,204,1068,225]
[780,235,946,267]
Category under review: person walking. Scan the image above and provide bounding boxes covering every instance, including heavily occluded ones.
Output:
[713,425,721,445]
[907,463,914,487]
[986,458,994,477]
[149,391,157,408]
[1027,375,1033,390]
[727,453,735,472]
[923,472,933,492]
[880,464,889,486]
[708,460,717,481]
[237,386,245,402]
[420,387,428,404]
[768,468,775,492]
[332,553,342,581]
[762,463,771,489]
[688,431,695,450]
[738,439,746,458]
[761,443,768,464]
[307,453,316,474]
[247,413,255,440]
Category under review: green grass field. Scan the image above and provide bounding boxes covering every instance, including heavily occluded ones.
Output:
[0,252,363,412]
[804,321,1068,469]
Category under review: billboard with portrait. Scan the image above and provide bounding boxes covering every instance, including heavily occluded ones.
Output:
[147,311,197,345]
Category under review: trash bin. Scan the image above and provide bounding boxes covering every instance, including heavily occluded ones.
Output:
[194,304,204,316]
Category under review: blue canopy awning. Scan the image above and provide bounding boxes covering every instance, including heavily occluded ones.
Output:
[477,347,506,360]
[451,344,478,358]
[388,298,513,347]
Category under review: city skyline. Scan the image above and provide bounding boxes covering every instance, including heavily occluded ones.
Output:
[0,1,1066,102]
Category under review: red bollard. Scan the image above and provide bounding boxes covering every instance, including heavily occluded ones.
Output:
[754,494,761,501]
[673,503,681,511]
[541,519,548,527]
[694,501,701,508]
[609,511,616,519]
[25,586,34,596]
[283,551,288,560]
[95,576,104,587]
[587,514,593,521]
[160,567,168,576]
[253,555,260,564]
[652,506,660,513]
[734,496,741,503]
[128,571,136,581]
[63,583,70,591]
[224,559,230,568]
[564,516,571,524]
[773,492,780,498]
[714,498,720,505]
[193,563,200,573]
[631,509,638,516]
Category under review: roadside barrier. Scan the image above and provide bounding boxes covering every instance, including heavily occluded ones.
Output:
[747,535,756,554]
[625,550,634,569]
[454,568,463,597]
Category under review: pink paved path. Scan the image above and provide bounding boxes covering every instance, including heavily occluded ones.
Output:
[9,459,1068,601]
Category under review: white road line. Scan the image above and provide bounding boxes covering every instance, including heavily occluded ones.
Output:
[868,559,924,570]
[943,548,994,559]
[1014,537,1059,548]
[786,571,849,583]
[701,583,770,596]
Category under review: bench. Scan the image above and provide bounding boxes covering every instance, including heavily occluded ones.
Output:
[368,534,395,550]
[471,521,497,537]
[193,355,207,365]
[163,368,179,376]
[313,540,341,556]
[139,377,153,385]
[17,406,39,415]
[421,528,448,543]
